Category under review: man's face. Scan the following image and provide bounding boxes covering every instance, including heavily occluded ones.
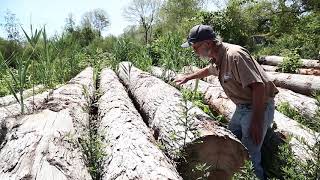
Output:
[192,41,210,58]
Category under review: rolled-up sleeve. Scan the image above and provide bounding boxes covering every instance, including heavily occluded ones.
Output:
[207,63,219,76]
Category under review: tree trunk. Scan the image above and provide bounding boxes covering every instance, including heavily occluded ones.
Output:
[0,85,45,107]
[262,65,320,76]
[266,71,320,96]
[258,55,320,69]
[296,68,320,76]
[150,66,318,161]
[98,68,183,180]
[118,62,248,180]
[0,67,94,180]
[275,88,318,120]
[261,65,278,72]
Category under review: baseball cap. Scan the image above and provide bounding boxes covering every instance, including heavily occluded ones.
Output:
[181,24,216,48]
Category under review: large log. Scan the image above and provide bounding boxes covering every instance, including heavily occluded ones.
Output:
[275,88,318,121]
[258,55,320,69]
[98,68,182,180]
[118,62,248,180]
[266,71,320,96]
[0,85,45,107]
[0,67,94,179]
[150,66,318,161]
[261,65,278,72]
[262,65,320,76]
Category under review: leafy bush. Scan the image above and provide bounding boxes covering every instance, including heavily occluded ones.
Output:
[278,50,302,73]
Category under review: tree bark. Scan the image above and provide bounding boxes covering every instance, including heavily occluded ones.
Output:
[0,85,45,107]
[150,66,318,161]
[275,88,318,120]
[258,55,320,69]
[266,71,320,96]
[98,68,183,180]
[118,62,248,180]
[0,67,94,180]
[262,65,320,76]
[261,65,278,72]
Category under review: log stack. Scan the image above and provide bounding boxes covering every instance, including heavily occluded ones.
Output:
[150,66,318,161]
[261,65,320,76]
[118,62,248,180]
[258,56,320,69]
[0,67,94,179]
[98,68,183,180]
[266,72,320,96]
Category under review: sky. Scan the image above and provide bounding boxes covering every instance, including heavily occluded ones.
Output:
[0,0,222,39]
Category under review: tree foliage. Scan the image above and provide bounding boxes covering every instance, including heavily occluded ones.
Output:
[123,0,161,43]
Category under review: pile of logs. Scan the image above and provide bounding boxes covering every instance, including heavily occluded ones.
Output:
[98,68,182,179]
[257,56,320,95]
[0,67,94,179]
[0,59,318,179]
[150,66,318,161]
[118,62,248,180]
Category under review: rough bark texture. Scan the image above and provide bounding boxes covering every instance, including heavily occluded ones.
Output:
[0,67,94,180]
[266,71,320,96]
[296,68,320,76]
[262,65,320,76]
[0,85,45,107]
[261,65,278,72]
[118,62,248,180]
[258,55,320,69]
[275,88,318,120]
[150,66,318,161]
[98,68,183,180]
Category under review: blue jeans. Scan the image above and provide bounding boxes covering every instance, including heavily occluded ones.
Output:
[228,99,275,180]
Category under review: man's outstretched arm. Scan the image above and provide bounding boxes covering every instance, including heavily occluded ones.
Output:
[174,66,212,85]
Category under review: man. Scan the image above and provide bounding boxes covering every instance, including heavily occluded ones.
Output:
[175,24,279,180]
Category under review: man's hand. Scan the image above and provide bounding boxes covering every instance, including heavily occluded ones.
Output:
[249,116,263,145]
[174,76,189,85]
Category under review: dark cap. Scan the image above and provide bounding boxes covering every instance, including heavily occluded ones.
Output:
[181,24,216,48]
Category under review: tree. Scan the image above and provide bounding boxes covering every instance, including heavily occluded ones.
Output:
[65,13,76,33]
[158,0,204,31]
[81,9,110,36]
[1,10,21,41]
[123,0,161,44]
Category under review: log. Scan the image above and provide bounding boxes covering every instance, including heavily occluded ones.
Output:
[261,65,278,72]
[258,55,320,69]
[275,88,318,121]
[296,68,320,76]
[266,71,320,96]
[150,66,318,161]
[118,62,248,180]
[0,67,94,179]
[261,65,320,76]
[0,85,45,107]
[98,68,182,180]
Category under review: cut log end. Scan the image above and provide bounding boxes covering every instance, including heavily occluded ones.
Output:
[178,135,248,180]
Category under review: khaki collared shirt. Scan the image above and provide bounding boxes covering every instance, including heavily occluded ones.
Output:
[208,42,279,104]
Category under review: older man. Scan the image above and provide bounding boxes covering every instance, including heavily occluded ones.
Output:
[175,24,279,180]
